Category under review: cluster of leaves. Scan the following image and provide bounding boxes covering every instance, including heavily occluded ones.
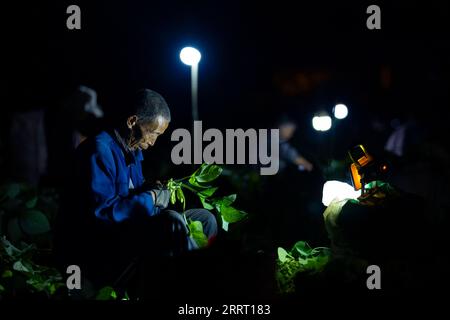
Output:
[357,180,400,206]
[0,183,58,247]
[276,241,330,294]
[0,183,62,299]
[167,164,248,240]
[0,237,64,298]
[94,286,131,301]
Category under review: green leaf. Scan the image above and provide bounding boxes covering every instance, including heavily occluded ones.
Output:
[0,237,23,257]
[25,196,38,209]
[48,283,57,295]
[198,187,218,198]
[278,247,289,262]
[221,216,229,232]
[186,178,211,190]
[221,194,236,206]
[199,197,214,210]
[189,221,208,248]
[220,205,247,223]
[0,283,4,292]
[96,286,117,300]
[188,175,202,187]
[310,247,330,257]
[13,260,30,273]
[22,260,35,273]
[19,210,51,235]
[170,190,176,205]
[2,183,21,199]
[210,194,236,208]
[298,254,330,273]
[2,270,13,278]
[194,164,223,183]
[292,241,312,258]
[189,220,203,233]
[176,188,186,211]
[176,188,185,203]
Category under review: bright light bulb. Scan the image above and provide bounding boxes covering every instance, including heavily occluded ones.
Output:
[322,180,361,207]
[333,104,348,119]
[180,47,201,66]
[312,115,332,131]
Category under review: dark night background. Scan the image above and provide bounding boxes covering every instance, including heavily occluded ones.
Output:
[1,0,450,305]
[2,1,449,174]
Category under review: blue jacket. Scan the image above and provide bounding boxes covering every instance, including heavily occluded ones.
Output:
[54,130,160,281]
[87,131,159,223]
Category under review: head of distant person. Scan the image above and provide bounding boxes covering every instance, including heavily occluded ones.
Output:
[278,117,297,141]
[125,89,171,151]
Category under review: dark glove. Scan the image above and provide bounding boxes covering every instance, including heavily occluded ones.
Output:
[138,180,164,192]
[150,187,170,209]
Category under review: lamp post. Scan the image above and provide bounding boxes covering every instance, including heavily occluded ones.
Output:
[180,47,202,122]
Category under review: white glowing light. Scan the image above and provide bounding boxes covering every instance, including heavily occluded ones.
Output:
[180,47,201,66]
[312,115,332,131]
[322,180,361,206]
[333,104,348,119]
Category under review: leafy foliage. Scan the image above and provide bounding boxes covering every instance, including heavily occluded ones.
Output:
[0,168,249,298]
[276,241,330,294]
[0,183,58,247]
[95,286,118,300]
[188,220,208,248]
[357,180,400,206]
[0,183,62,299]
[0,237,64,298]
[167,164,248,241]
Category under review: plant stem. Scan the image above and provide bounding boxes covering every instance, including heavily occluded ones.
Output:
[180,182,198,193]
[174,175,192,183]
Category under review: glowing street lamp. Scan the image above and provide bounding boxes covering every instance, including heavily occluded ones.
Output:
[333,103,348,119]
[312,114,332,132]
[180,47,202,121]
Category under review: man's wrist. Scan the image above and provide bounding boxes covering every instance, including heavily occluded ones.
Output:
[147,190,156,203]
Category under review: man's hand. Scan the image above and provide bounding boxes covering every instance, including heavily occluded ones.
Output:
[296,156,314,172]
[150,187,170,209]
[138,180,170,209]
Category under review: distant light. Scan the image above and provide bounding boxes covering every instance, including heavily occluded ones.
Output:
[312,115,332,132]
[180,47,201,66]
[322,180,361,207]
[333,104,348,119]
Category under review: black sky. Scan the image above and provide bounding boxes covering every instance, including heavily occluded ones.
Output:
[3,1,449,132]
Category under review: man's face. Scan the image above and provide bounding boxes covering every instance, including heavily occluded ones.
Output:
[127,115,169,150]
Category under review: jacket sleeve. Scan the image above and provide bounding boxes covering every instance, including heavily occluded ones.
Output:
[89,143,160,223]
[280,141,300,164]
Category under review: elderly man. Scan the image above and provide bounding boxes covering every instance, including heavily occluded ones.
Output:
[55,89,217,292]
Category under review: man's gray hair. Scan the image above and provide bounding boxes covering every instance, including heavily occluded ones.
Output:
[132,89,171,123]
